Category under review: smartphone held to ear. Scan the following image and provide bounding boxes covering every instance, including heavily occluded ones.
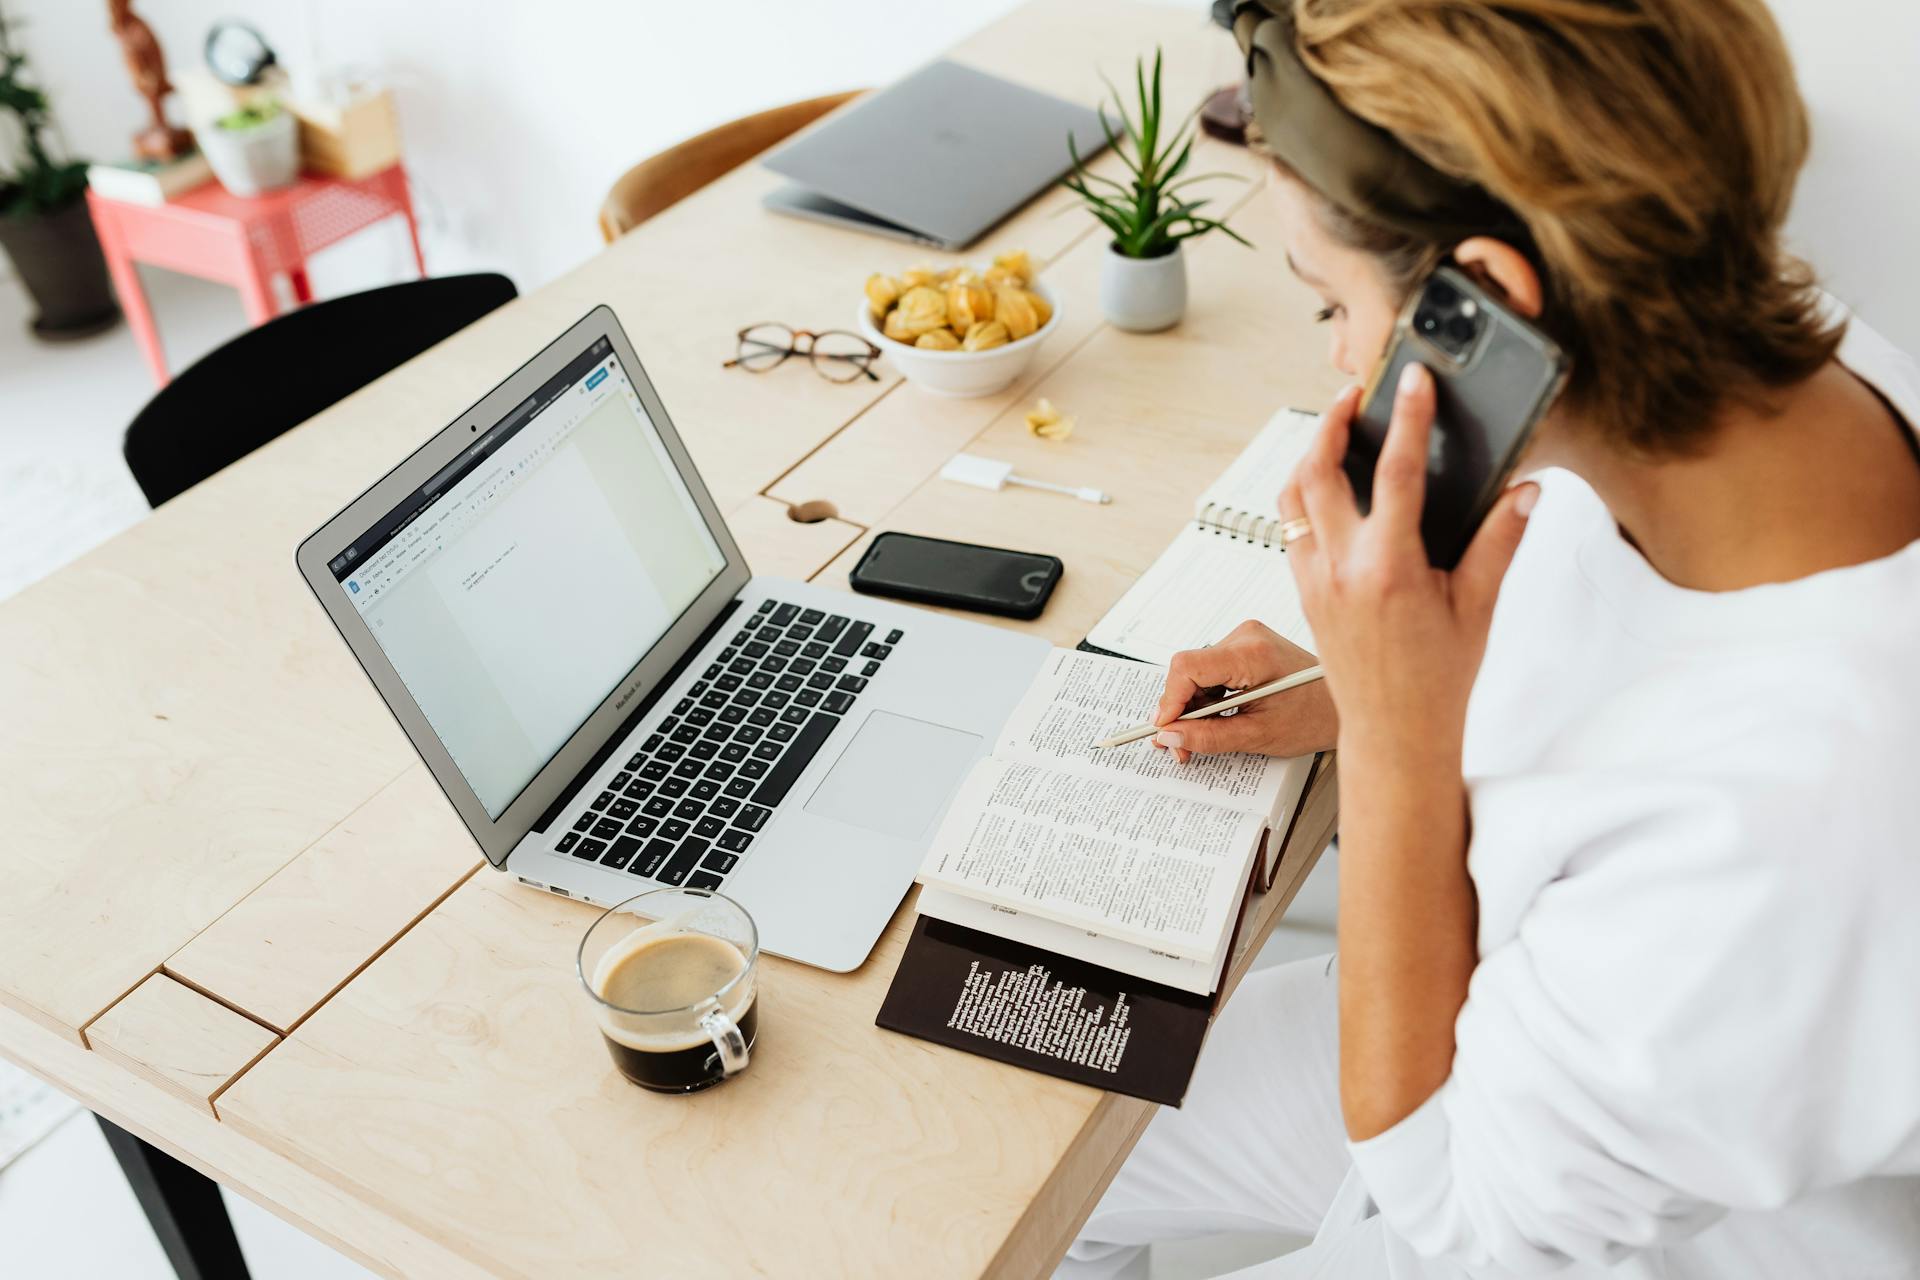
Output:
[1347,264,1569,569]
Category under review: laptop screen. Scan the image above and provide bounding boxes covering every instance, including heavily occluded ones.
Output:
[326,338,728,818]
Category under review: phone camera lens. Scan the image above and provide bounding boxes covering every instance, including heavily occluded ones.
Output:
[1445,314,1478,347]
[1426,279,1459,310]
[1415,307,1442,335]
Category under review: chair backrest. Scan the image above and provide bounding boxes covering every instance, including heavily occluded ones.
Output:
[122,273,517,508]
[598,91,863,242]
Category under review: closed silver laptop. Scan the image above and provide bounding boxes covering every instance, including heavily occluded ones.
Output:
[761,60,1109,250]
[298,307,1047,971]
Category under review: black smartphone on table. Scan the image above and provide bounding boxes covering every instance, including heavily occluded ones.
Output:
[1347,264,1569,569]
[849,532,1062,620]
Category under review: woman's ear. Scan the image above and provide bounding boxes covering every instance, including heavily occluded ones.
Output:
[1453,237,1544,319]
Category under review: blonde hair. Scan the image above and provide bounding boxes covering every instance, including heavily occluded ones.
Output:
[1288,0,1841,455]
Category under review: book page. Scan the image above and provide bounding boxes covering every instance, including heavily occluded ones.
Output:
[1195,407,1320,532]
[916,887,1223,996]
[919,759,1266,959]
[1085,523,1315,662]
[997,649,1288,809]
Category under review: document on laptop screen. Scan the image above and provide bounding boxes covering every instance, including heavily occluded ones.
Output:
[330,348,727,817]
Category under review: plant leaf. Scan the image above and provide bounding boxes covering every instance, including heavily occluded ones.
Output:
[1171,217,1255,248]
[1158,132,1194,184]
[1096,70,1140,150]
[1135,55,1157,181]
[1066,133,1130,193]
[1095,106,1142,180]
[1134,197,1213,249]
[1162,171,1248,196]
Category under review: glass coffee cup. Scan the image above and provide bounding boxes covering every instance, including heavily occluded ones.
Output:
[577,888,759,1093]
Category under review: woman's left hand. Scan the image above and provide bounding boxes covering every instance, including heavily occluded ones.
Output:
[1281,367,1538,768]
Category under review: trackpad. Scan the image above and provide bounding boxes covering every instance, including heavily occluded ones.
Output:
[804,711,982,840]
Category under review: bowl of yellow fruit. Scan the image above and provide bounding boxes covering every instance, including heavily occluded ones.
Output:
[858,250,1060,398]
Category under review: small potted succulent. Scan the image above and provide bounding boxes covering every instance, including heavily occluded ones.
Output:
[197,98,298,196]
[1065,49,1248,332]
[0,5,118,338]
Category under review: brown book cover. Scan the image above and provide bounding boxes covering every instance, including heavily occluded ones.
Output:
[875,916,1218,1106]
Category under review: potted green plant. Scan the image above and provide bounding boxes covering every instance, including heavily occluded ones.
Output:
[1065,49,1248,332]
[196,99,299,197]
[0,5,118,339]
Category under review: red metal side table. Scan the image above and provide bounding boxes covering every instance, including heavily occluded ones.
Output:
[85,163,426,386]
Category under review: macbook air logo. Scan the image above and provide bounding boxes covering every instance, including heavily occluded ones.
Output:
[612,682,640,712]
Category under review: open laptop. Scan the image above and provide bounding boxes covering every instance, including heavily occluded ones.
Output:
[297,307,1049,972]
[761,60,1109,249]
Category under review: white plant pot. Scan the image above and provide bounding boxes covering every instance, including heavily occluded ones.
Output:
[197,111,300,197]
[1100,241,1187,332]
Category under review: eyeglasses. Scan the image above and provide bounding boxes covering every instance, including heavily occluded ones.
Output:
[723,323,881,383]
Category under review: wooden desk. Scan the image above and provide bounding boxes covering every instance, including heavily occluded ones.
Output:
[0,3,1339,1276]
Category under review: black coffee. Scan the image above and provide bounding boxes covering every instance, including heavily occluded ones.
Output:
[602,998,758,1092]
[592,932,756,1093]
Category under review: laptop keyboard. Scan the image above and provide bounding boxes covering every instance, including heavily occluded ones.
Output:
[551,599,902,891]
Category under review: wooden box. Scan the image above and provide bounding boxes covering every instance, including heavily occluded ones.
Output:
[291,84,402,180]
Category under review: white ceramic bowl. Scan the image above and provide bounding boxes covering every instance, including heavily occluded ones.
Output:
[858,280,1061,399]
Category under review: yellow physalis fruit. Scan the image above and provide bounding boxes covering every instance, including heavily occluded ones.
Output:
[946,279,995,331]
[994,287,1039,341]
[1024,398,1075,441]
[893,285,950,338]
[982,265,1019,290]
[937,265,969,285]
[1023,288,1053,329]
[915,328,961,350]
[991,250,1033,286]
[883,307,918,344]
[961,320,1011,351]
[899,264,940,290]
[864,273,901,320]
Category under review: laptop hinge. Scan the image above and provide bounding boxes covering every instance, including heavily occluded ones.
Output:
[530,598,743,834]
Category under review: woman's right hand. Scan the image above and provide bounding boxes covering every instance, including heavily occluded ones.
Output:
[1151,620,1337,763]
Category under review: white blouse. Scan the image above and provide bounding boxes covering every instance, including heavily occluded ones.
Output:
[1347,314,1920,1277]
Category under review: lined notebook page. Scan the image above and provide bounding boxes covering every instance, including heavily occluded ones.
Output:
[1086,525,1313,664]
[1087,407,1321,664]
[1195,408,1321,537]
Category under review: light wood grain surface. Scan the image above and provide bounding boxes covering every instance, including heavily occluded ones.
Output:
[813,182,1350,642]
[0,999,494,1279]
[0,0,1245,1045]
[165,767,482,1034]
[83,974,279,1117]
[217,119,1352,1280]
[0,4,1348,1277]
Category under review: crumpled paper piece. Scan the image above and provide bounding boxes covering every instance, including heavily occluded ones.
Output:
[1025,397,1075,441]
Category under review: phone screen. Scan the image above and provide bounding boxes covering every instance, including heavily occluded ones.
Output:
[856,535,1057,611]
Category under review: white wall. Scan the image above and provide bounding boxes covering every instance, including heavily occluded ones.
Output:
[8,0,1915,349]
[1771,0,1920,353]
[9,0,1034,291]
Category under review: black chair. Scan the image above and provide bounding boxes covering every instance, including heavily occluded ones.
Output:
[122,272,518,507]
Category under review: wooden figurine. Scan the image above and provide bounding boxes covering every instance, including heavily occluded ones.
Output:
[107,0,193,161]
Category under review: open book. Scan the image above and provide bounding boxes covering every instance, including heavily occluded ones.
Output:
[915,648,1315,995]
[1086,408,1320,665]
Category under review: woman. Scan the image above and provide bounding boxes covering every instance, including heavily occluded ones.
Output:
[1063,1,1920,1276]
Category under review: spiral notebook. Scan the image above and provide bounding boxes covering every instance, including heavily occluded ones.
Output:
[1084,407,1320,666]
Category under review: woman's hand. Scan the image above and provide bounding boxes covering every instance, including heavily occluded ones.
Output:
[1151,620,1337,763]
[1282,370,1537,767]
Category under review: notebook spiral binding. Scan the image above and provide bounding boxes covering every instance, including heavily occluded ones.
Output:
[1196,502,1282,549]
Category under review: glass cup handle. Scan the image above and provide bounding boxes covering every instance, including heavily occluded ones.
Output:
[699,1006,749,1076]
